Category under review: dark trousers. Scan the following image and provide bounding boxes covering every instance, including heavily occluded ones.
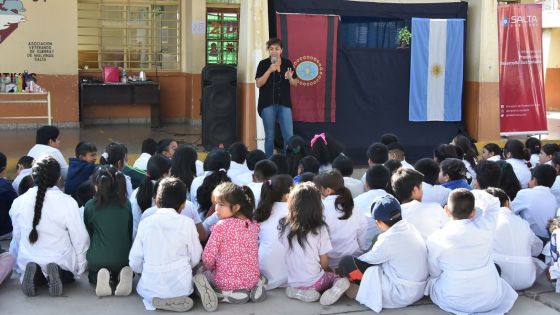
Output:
[338,255,374,285]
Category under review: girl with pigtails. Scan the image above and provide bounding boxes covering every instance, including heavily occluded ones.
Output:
[9,156,90,297]
[254,174,293,289]
[84,165,133,297]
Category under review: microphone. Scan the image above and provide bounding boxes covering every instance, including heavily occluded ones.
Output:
[271,56,277,64]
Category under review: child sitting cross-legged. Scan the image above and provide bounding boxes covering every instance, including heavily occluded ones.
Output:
[280,182,350,306]
[129,177,203,312]
[338,194,428,313]
[193,182,267,312]
[426,188,518,314]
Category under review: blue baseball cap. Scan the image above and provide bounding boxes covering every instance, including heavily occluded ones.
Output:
[372,195,402,222]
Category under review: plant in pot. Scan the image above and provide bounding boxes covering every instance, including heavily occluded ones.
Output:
[398,26,412,48]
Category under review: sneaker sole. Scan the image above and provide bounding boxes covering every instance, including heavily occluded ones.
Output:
[46,263,63,297]
[153,296,194,312]
[22,262,38,297]
[285,287,320,302]
[114,266,133,296]
[250,275,268,303]
[218,289,250,304]
[345,282,359,300]
[193,274,218,312]
[319,278,350,306]
[96,268,112,297]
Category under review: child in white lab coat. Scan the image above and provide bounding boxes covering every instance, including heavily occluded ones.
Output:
[391,168,447,240]
[10,156,89,297]
[486,187,545,290]
[338,194,428,313]
[129,177,202,312]
[511,164,557,242]
[426,188,518,315]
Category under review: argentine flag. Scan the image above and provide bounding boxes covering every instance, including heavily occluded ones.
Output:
[409,18,464,121]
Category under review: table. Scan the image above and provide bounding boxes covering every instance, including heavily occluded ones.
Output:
[79,82,160,128]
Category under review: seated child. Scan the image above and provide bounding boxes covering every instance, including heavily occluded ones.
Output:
[12,156,33,195]
[129,177,202,312]
[294,156,320,183]
[194,183,266,311]
[64,141,97,200]
[481,143,502,161]
[547,216,560,293]
[269,153,290,175]
[0,152,17,240]
[540,143,560,166]
[333,154,364,198]
[414,158,451,206]
[280,182,350,306]
[310,133,344,174]
[426,189,518,314]
[387,142,414,169]
[486,187,545,290]
[353,165,390,249]
[338,195,428,313]
[391,168,447,240]
[157,138,178,159]
[27,125,68,180]
[234,149,267,186]
[360,143,389,186]
[439,158,471,190]
[10,156,89,297]
[314,170,368,268]
[248,160,278,207]
[130,154,171,239]
[84,165,133,297]
[133,138,157,171]
[254,174,293,289]
[511,164,557,242]
[227,142,251,185]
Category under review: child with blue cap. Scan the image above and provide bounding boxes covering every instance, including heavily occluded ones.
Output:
[337,194,428,313]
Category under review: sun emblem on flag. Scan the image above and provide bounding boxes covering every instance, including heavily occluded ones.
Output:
[431,64,443,77]
[294,56,323,86]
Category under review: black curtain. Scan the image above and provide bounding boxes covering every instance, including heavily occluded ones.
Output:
[269,0,469,164]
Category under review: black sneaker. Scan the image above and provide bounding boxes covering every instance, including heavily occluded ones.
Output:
[22,262,39,297]
[46,263,63,297]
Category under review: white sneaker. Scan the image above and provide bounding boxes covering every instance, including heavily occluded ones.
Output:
[95,268,112,297]
[216,289,250,304]
[114,266,133,296]
[320,278,350,306]
[193,274,218,312]
[285,287,320,302]
[153,296,194,312]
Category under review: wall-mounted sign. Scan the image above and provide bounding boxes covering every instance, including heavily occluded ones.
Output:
[27,41,54,62]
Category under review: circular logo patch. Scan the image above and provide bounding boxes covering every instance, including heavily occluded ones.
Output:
[294,56,323,86]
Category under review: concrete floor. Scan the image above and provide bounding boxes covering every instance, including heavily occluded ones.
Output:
[0,253,559,315]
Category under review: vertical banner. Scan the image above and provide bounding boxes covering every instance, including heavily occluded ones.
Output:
[498,4,547,135]
[277,13,338,123]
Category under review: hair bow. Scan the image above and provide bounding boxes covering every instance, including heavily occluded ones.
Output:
[310,133,327,147]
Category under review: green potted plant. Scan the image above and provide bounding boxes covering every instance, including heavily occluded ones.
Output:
[398,26,412,48]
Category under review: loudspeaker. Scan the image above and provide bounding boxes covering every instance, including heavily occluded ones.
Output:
[201,65,237,150]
